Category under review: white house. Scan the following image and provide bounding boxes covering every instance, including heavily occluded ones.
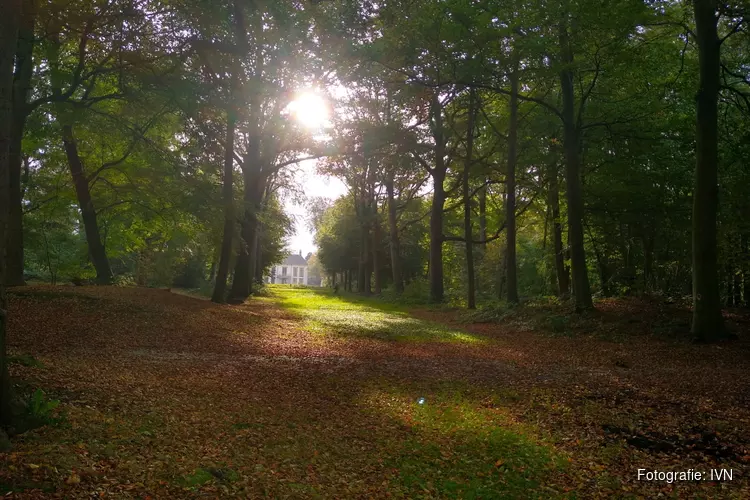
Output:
[267,252,309,285]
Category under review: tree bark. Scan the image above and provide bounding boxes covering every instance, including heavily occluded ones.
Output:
[362,216,371,295]
[229,168,264,301]
[429,168,445,303]
[548,161,569,296]
[691,0,725,341]
[505,58,520,304]
[6,0,35,286]
[559,17,593,312]
[478,181,487,247]
[227,0,265,302]
[254,227,264,285]
[463,90,477,309]
[385,172,403,293]
[62,125,113,284]
[1,0,21,426]
[428,95,446,303]
[356,193,368,294]
[211,109,236,303]
[372,206,382,295]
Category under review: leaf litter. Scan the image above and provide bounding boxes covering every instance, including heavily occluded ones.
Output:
[1,285,749,498]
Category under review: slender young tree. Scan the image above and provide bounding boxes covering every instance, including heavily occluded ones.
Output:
[547,159,569,296]
[385,169,404,293]
[463,90,477,309]
[505,55,520,304]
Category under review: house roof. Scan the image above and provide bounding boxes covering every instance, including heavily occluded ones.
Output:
[282,254,307,266]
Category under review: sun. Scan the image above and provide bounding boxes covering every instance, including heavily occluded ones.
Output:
[288,92,330,129]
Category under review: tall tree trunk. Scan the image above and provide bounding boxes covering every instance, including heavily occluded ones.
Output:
[428,94,446,303]
[211,109,236,303]
[498,251,507,300]
[229,169,263,301]
[429,169,445,303]
[505,57,520,304]
[372,208,382,295]
[227,0,264,302]
[254,185,270,287]
[386,172,403,293]
[691,0,725,341]
[478,181,487,246]
[254,228,264,285]
[548,161,569,296]
[464,90,477,309]
[62,125,113,284]
[357,194,367,293]
[362,218,371,295]
[1,0,21,428]
[559,17,593,312]
[6,0,35,286]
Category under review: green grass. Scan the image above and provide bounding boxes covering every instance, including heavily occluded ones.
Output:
[362,383,565,498]
[270,286,485,343]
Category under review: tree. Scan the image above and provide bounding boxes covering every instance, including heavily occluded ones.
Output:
[1,0,21,436]
[211,93,237,303]
[557,5,593,311]
[6,0,37,286]
[691,0,725,341]
[505,54,520,304]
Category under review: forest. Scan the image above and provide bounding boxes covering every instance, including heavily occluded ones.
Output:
[0,0,749,497]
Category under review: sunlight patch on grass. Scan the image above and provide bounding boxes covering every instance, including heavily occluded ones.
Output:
[269,286,485,343]
[360,384,565,498]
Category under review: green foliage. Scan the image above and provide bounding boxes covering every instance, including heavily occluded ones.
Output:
[9,0,750,314]
[113,274,137,287]
[459,302,513,324]
[25,389,62,427]
[8,354,44,369]
[181,467,239,488]
[181,468,214,487]
[396,278,431,304]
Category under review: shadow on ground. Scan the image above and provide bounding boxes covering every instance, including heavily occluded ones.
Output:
[2,285,749,498]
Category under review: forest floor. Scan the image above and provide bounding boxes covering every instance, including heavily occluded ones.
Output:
[2,285,749,498]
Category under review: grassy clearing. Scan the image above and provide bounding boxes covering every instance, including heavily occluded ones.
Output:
[271,286,485,343]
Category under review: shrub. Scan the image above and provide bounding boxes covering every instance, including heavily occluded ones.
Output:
[25,389,63,427]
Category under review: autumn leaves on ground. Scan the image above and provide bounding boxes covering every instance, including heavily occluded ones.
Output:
[2,286,749,498]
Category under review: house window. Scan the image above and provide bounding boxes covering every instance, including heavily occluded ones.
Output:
[282,267,287,275]
[293,267,298,277]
